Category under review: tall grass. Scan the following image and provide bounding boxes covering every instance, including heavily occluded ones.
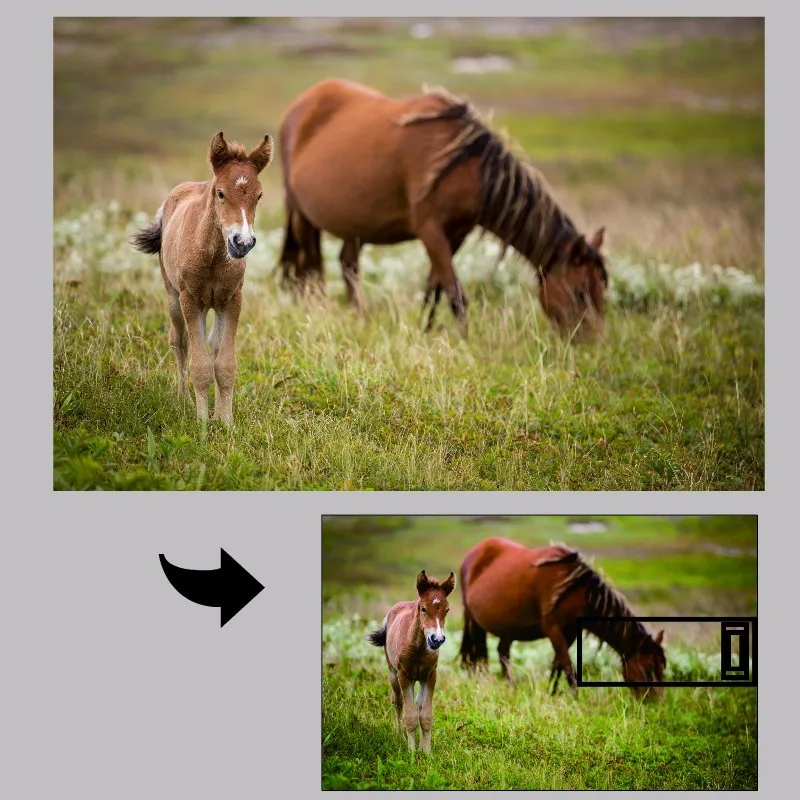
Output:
[53,203,763,490]
[321,613,756,790]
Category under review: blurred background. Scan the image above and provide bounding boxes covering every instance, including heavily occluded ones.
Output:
[322,514,757,642]
[54,16,764,273]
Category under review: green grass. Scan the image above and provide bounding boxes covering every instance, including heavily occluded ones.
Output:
[321,515,757,610]
[53,18,764,490]
[321,516,757,790]
[322,624,757,790]
[499,108,763,161]
[53,230,764,490]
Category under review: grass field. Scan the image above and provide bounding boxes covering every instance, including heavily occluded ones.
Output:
[53,18,764,490]
[321,515,757,790]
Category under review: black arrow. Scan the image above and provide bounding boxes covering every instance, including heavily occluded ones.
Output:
[159,549,265,626]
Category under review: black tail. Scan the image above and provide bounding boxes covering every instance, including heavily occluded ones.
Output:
[367,624,387,648]
[460,605,489,668]
[131,214,162,255]
[278,206,301,287]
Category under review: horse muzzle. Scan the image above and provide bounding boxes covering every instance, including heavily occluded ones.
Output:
[427,634,445,650]
[227,234,256,260]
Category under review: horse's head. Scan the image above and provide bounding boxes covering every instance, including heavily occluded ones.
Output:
[622,629,666,700]
[415,570,456,651]
[539,227,608,340]
[209,131,274,260]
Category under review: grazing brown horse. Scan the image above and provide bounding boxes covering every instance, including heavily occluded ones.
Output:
[132,132,274,424]
[368,570,456,752]
[278,78,608,337]
[460,538,666,699]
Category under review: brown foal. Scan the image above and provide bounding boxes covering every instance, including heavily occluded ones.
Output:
[132,132,274,424]
[368,570,456,752]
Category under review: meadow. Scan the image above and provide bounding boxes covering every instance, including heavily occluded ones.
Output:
[53,18,764,490]
[321,515,757,790]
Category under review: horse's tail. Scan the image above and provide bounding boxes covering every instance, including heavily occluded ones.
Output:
[459,610,473,666]
[459,604,489,668]
[278,205,300,286]
[131,204,163,255]
[459,556,489,669]
[367,621,387,648]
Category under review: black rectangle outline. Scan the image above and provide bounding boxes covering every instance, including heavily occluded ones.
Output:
[721,621,751,680]
[576,616,757,687]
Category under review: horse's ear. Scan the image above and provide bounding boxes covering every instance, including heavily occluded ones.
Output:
[654,629,664,646]
[441,571,456,597]
[249,133,274,173]
[589,227,605,250]
[568,235,587,262]
[209,131,231,174]
[416,570,430,596]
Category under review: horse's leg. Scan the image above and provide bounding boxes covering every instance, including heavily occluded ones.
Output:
[417,221,469,334]
[549,658,563,695]
[340,237,364,312]
[209,290,242,426]
[166,285,189,400]
[420,226,471,331]
[208,309,223,406]
[418,670,437,754]
[389,667,403,737]
[544,625,578,691]
[498,637,515,686]
[550,625,579,694]
[397,671,419,751]
[420,225,471,331]
[179,291,212,422]
[421,281,443,332]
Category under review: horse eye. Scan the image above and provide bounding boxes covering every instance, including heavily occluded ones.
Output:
[421,607,426,613]
[257,193,263,202]
[217,190,224,200]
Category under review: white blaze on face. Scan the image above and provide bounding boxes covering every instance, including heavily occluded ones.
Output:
[239,208,254,239]
[424,597,445,646]
[425,618,444,647]
[224,207,255,254]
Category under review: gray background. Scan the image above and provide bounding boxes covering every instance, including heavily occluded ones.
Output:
[5,0,794,797]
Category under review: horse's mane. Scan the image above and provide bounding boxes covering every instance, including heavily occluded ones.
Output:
[538,544,648,656]
[399,86,580,274]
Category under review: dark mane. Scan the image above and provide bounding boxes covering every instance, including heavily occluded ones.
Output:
[400,87,581,276]
[541,545,650,658]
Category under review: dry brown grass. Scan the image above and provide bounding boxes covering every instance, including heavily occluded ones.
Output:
[551,158,764,274]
